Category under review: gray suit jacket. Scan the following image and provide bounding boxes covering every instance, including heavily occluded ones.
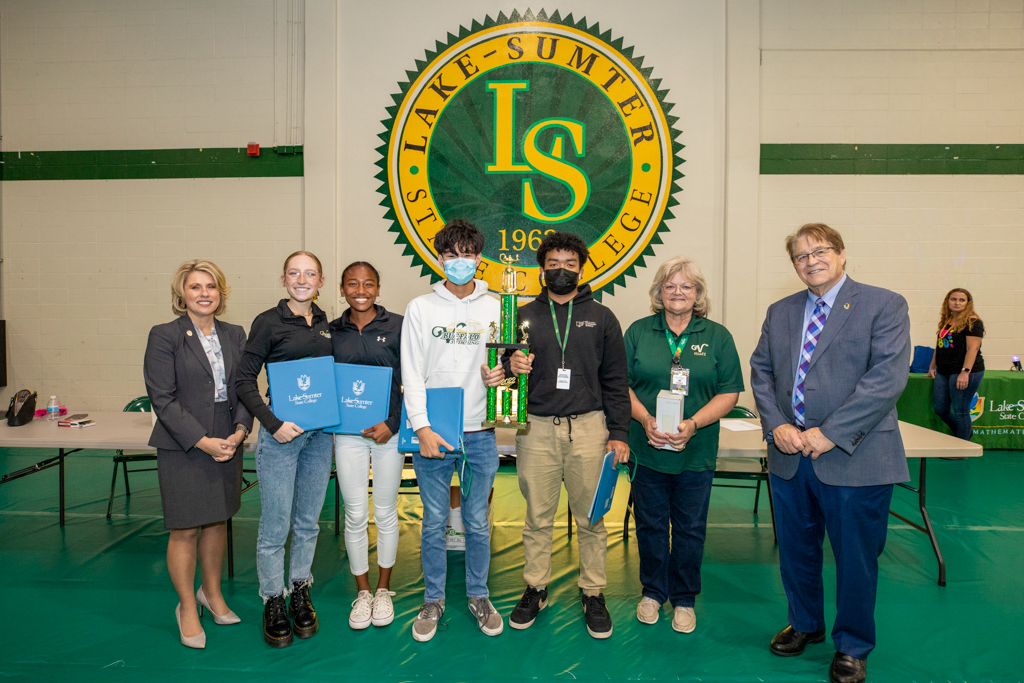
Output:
[144,315,253,451]
[749,277,911,486]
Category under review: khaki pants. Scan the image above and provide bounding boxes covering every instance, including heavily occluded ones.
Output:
[516,410,609,595]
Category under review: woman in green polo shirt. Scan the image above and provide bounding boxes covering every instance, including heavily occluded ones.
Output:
[623,256,745,634]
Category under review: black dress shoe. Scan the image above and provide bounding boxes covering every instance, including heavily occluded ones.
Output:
[263,594,293,648]
[830,652,867,683]
[770,625,826,656]
[289,580,319,638]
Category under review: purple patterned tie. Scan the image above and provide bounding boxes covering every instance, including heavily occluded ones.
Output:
[793,298,827,428]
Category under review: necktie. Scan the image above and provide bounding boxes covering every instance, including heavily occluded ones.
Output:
[793,298,827,428]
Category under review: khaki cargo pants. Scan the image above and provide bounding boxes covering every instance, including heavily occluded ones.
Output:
[515,410,608,596]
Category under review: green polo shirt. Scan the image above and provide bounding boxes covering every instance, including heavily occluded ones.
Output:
[623,312,745,474]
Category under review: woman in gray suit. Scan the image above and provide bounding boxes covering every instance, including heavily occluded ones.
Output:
[144,259,253,649]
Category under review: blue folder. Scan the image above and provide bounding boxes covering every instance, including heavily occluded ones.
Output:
[266,356,340,431]
[588,451,620,522]
[397,387,464,453]
[323,363,392,435]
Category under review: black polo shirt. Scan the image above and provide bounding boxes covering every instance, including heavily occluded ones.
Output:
[237,299,333,435]
[329,305,404,434]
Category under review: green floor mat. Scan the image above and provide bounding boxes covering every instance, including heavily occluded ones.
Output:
[1,448,1022,682]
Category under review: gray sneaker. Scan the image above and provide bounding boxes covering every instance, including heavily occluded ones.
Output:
[468,596,504,636]
[412,600,445,642]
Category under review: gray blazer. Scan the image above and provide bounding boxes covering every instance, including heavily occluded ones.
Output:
[749,277,911,486]
[144,315,253,451]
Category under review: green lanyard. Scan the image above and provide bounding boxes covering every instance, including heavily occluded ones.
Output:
[549,299,573,369]
[664,328,690,364]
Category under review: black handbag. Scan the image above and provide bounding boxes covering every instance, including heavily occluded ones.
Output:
[6,389,37,426]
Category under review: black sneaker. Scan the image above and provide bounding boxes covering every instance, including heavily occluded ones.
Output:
[289,580,319,639]
[509,586,548,630]
[263,594,293,648]
[581,593,613,639]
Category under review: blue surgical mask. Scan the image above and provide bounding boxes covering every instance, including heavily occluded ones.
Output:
[443,257,477,285]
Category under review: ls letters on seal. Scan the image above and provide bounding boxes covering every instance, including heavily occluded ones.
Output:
[377,9,684,299]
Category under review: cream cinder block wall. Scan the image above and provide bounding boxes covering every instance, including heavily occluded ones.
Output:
[760,0,1024,371]
[0,0,305,411]
[330,0,728,336]
[758,174,1024,363]
[2,177,302,411]
[0,0,276,151]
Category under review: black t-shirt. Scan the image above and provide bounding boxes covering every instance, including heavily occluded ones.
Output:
[935,318,985,375]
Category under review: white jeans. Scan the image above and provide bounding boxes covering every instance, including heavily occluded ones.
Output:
[333,433,403,575]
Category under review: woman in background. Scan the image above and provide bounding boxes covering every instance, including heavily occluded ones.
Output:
[329,262,404,630]
[236,251,334,649]
[144,259,252,649]
[928,288,985,441]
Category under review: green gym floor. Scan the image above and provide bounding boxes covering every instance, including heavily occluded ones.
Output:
[1,448,1021,683]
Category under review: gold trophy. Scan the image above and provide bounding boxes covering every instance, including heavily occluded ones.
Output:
[484,254,530,428]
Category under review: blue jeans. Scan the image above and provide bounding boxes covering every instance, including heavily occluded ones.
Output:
[255,427,334,599]
[631,464,714,608]
[932,370,984,440]
[771,454,894,659]
[413,430,499,602]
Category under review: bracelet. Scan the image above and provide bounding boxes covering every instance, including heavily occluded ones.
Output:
[235,424,250,439]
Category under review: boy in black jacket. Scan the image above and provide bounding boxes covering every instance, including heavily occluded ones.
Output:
[501,232,630,639]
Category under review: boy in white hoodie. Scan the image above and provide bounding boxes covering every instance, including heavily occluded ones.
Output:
[401,219,505,642]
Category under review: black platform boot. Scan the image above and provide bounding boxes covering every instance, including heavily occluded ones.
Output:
[289,580,319,638]
[263,594,293,648]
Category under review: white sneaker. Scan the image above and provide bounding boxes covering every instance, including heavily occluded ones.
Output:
[372,589,396,627]
[672,606,696,633]
[636,596,661,625]
[349,590,373,630]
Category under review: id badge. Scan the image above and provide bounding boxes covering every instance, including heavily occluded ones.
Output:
[671,367,690,396]
[556,368,571,390]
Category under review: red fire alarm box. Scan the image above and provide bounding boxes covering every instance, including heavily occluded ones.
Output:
[247,143,260,157]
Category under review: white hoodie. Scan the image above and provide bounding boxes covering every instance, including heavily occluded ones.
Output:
[401,279,500,434]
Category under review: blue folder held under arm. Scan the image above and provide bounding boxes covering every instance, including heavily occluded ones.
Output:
[588,451,620,523]
[397,387,464,453]
[266,356,340,431]
[323,363,392,435]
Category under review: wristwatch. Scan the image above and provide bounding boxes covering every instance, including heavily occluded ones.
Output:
[962,368,971,374]
[235,424,251,439]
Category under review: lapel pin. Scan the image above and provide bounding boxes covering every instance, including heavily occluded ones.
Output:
[186,330,193,336]
[843,303,850,310]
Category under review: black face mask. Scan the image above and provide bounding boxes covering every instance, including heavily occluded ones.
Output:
[544,268,580,296]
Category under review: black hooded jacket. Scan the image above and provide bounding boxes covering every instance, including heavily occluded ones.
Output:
[508,284,631,442]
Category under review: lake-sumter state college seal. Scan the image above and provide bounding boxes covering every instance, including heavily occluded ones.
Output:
[376,9,684,299]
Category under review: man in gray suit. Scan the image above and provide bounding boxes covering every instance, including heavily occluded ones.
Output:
[750,223,910,683]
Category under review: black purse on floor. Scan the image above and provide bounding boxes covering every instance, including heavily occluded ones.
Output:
[6,390,38,426]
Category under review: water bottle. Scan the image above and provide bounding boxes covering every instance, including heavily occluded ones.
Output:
[46,396,60,421]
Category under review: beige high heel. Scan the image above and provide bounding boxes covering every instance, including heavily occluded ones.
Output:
[176,603,206,649]
[196,585,241,625]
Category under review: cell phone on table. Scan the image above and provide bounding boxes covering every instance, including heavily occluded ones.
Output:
[66,414,88,420]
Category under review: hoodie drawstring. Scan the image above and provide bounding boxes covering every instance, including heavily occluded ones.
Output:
[552,414,578,442]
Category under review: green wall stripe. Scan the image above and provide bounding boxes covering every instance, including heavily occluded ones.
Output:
[0,146,303,181]
[760,144,1024,174]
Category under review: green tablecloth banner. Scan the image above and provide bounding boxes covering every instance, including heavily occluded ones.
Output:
[897,371,1024,450]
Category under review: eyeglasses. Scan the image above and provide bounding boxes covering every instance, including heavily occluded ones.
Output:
[661,283,695,295]
[793,247,837,265]
[286,269,320,280]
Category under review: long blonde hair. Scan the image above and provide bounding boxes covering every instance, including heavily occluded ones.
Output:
[938,288,979,334]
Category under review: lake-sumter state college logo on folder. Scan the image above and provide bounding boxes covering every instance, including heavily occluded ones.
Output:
[377,9,683,299]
